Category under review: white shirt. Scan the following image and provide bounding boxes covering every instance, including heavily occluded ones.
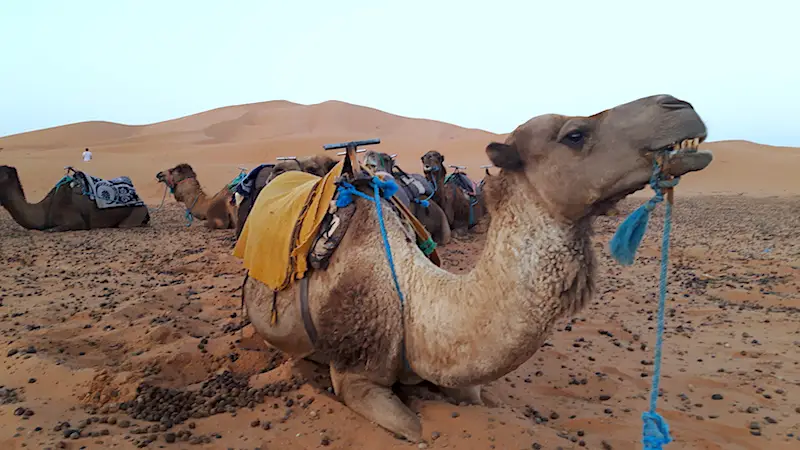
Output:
[82,150,92,162]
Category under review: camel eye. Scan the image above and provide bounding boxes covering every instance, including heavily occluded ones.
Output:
[562,130,585,148]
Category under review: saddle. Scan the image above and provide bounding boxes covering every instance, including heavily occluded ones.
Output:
[445,171,478,198]
[391,166,435,204]
[234,160,441,293]
[61,168,144,209]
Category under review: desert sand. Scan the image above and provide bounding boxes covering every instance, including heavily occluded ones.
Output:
[1,101,799,449]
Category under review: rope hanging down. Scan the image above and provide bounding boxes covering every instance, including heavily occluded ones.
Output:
[609,156,679,450]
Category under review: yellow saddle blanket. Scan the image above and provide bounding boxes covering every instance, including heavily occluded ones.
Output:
[233,160,345,291]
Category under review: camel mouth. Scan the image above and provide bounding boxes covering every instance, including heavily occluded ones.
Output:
[592,135,713,216]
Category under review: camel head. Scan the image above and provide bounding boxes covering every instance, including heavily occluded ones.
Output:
[266,159,302,184]
[299,155,338,177]
[363,151,395,173]
[0,165,23,201]
[421,151,445,174]
[156,163,197,190]
[485,94,713,222]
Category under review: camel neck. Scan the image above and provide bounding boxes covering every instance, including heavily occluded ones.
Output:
[426,169,448,204]
[403,185,595,387]
[174,179,209,219]
[0,180,53,230]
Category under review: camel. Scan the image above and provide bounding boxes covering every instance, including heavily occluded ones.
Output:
[238,94,713,442]
[234,154,338,239]
[0,165,150,231]
[421,151,486,232]
[155,164,240,229]
[363,150,451,245]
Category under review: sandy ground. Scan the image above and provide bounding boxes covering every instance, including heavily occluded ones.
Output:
[1,196,798,450]
[1,101,800,449]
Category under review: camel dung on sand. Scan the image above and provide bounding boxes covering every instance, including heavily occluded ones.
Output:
[421,151,487,233]
[234,154,338,239]
[155,163,242,229]
[363,150,451,246]
[0,165,150,231]
[236,94,714,442]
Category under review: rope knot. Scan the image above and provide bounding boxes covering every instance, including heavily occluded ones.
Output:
[642,411,672,449]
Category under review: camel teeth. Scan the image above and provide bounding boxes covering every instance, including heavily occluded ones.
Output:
[692,137,700,147]
[673,143,681,151]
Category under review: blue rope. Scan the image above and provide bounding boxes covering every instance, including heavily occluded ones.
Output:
[226,171,247,192]
[54,175,73,193]
[335,177,403,303]
[184,209,194,227]
[609,158,679,449]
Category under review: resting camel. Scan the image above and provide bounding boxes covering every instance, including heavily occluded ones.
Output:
[363,150,451,245]
[156,164,239,229]
[234,155,338,239]
[0,165,150,231]
[421,151,486,232]
[239,94,713,441]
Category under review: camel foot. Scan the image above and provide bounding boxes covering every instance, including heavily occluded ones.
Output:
[330,367,422,442]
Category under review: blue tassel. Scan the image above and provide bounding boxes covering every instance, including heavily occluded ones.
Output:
[642,411,672,449]
[609,200,656,266]
[371,175,398,199]
[335,182,357,208]
[413,198,430,208]
[609,162,680,266]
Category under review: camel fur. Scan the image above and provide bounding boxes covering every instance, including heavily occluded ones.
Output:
[234,154,338,239]
[421,151,486,233]
[0,165,150,231]
[241,94,714,441]
[156,163,238,229]
[363,150,451,246]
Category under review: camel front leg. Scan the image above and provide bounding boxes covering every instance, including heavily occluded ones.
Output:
[330,366,422,442]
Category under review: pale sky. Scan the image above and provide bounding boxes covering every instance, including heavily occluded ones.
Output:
[1,0,798,146]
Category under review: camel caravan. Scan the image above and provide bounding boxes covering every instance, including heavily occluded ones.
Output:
[0,94,714,442]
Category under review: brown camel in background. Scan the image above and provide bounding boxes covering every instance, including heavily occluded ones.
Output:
[156,164,238,229]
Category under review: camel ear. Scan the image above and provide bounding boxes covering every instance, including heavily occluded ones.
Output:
[486,142,523,170]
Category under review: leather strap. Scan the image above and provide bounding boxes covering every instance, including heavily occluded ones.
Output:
[299,277,318,345]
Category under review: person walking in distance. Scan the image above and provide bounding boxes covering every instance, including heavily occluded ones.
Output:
[82,147,92,162]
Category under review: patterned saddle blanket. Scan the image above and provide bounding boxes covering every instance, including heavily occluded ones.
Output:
[65,171,145,209]
[235,164,275,199]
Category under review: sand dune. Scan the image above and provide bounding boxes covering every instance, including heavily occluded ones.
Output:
[1,100,798,204]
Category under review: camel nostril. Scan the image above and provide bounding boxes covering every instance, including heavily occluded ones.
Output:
[657,95,693,110]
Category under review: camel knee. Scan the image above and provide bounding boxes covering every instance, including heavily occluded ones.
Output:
[330,367,422,442]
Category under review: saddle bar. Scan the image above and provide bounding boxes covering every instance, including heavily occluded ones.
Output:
[390,154,397,159]
[276,156,298,161]
[449,165,467,170]
[323,138,380,151]
[336,149,366,156]
[480,164,494,169]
